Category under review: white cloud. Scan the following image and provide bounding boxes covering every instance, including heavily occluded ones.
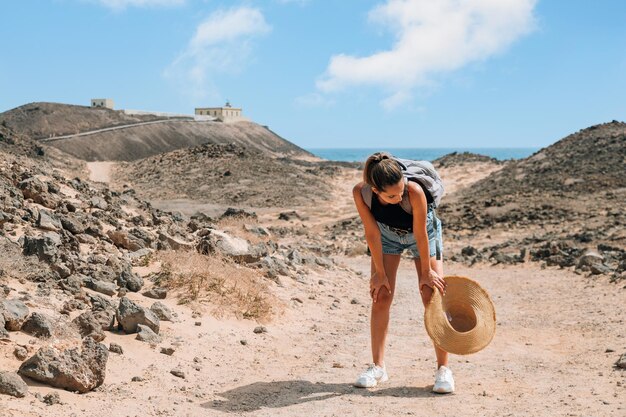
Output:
[164,7,271,102]
[317,0,537,109]
[93,0,185,10]
[381,90,412,111]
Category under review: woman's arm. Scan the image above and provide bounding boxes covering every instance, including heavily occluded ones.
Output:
[407,182,446,294]
[353,182,390,301]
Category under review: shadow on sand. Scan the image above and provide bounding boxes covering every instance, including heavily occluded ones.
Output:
[202,380,436,413]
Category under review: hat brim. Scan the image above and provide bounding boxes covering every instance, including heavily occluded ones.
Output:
[424,275,496,355]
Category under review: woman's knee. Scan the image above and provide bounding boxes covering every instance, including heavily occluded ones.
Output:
[373,288,394,309]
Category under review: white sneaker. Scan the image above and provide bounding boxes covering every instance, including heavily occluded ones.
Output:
[354,364,388,388]
[432,366,455,394]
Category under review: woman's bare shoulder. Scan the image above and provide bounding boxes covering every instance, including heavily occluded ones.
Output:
[406,180,424,195]
[353,181,367,193]
[406,181,427,205]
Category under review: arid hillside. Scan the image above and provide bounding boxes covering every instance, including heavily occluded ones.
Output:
[0,102,165,139]
[441,121,625,233]
[0,103,313,161]
[435,122,625,278]
[112,143,355,209]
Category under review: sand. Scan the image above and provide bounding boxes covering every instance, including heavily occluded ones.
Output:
[86,161,116,183]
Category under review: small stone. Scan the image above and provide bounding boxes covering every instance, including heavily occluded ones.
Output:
[240,340,248,346]
[109,343,124,354]
[253,326,267,334]
[131,376,144,382]
[136,324,162,344]
[150,302,173,321]
[171,369,186,379]
[351,298,359,305]
[14,346,29,361]
[195,321,202,326]
[161,347,175,356]
[605,348,615,353]
[43,392,61,405]
[142,288,167,300]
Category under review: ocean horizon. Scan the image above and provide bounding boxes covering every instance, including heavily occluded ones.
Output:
[306,147,540,163]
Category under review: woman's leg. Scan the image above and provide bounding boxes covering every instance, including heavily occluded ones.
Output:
[371,253,401,366]
[414,256,448,367]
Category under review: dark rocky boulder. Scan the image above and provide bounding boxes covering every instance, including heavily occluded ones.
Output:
[22,312,54,338]
[135,324,161,343]
[72,309,115,342]
[21,233,61,263]
[18,337,109,393]
[150,302,173,321]
[116,297,159,334]
[2,299,30,331]
[117,270,144,292]
[0,371,29,398]
[142,288,167,299]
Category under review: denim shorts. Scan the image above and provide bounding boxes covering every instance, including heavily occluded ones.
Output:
[377,206,443,259]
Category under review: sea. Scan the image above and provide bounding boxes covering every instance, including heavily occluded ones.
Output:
[306,148,540,163]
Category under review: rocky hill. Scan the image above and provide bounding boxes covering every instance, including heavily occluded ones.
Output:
[0,102,165,139]
[0,102,313,161]
[433,151,504,168]
[112,142,349,208]
[459,121,626,196]
[439,121,625,277]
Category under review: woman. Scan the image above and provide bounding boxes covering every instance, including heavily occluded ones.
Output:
[352,152,454,393]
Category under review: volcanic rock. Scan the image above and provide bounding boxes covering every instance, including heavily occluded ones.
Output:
[2,299,30,331]
[135,324,161,343]
[22,312,54,338]
[116,297,159,334]
[150,302,173,321]
[0,371,28,398]
[18,337,109,393]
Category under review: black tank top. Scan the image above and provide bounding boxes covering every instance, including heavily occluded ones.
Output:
[371,193,413,231]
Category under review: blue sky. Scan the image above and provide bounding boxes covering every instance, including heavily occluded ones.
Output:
[1,0,625,148]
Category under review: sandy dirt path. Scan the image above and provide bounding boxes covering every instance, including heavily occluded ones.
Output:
[86,161,115,183]
[2,259,624,416]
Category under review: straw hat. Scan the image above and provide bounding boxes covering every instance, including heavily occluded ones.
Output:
[424,275,496,355]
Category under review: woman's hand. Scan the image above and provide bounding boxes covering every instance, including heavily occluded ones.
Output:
[370,272,391,303]
[419,269,446,295]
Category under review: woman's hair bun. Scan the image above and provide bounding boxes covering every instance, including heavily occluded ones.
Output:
[372,152,390,163]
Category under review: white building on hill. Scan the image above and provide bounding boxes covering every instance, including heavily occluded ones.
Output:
[91,98,114,109]
[195,101,243,122]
